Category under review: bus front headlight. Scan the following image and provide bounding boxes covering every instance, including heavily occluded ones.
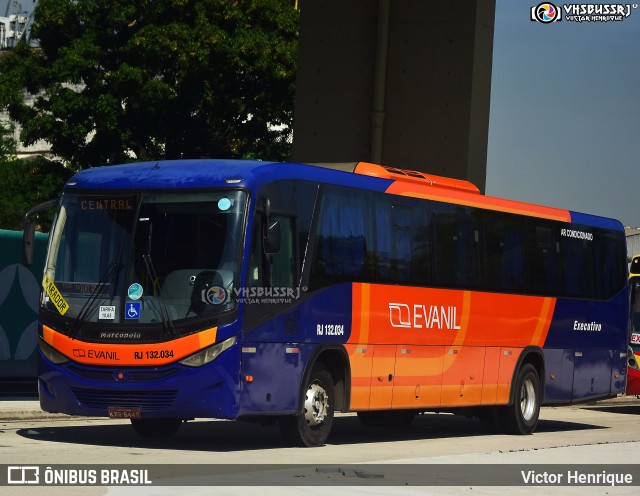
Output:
[39,338,70,365]
[178,336,236,367]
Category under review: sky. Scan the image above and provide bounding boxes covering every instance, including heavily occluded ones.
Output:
[486,0,640,227]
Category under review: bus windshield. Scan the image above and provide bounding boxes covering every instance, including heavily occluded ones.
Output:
[42,190,247,331]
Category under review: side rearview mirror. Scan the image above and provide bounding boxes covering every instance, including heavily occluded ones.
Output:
[23,199,58,266]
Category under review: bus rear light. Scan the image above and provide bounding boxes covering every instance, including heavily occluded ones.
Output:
[39,338,70,365]
[178,336,236,367]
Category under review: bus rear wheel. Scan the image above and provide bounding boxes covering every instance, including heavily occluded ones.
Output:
[130,418,182,439]
[279,364,335,447]
[505,363,540,435]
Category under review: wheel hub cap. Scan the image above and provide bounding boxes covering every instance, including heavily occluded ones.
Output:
[304,383,329,426]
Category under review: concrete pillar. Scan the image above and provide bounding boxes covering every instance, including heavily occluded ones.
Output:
[292,0,495,192]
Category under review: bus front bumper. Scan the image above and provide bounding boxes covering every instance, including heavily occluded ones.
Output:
[37,344,241,420]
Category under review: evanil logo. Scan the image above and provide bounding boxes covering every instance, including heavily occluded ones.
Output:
[389,303,461,330]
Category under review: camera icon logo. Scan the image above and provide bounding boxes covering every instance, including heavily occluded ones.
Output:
[531,3,562,23]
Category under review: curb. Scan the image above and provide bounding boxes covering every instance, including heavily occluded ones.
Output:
[1,395,638,422]
[0,398,103,422]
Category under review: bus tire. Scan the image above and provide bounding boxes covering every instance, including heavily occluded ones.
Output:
[130,418,182,438]
[357,410,415,428]
[505,363,540,435]
[279,364,335,447]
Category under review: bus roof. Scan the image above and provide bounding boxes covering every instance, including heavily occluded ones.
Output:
[65,159,623,231]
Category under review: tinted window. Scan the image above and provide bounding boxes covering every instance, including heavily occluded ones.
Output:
[307,185,625,300]
[311,187,372,288]
[527,221,561,295]
[560,225,595,298]
[373,196,431,285]
[431,203,480,288]
[482,211,526,292]
[593,229,626,299]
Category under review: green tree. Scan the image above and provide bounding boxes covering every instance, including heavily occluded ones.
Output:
[0,0,298,169]
[0,122,72,230]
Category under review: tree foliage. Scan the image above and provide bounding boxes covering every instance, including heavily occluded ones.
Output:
[0,122,72,230]
[0,0,299,168]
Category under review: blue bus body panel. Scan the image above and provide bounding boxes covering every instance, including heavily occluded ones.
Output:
[569,211,625,231]
[67,160,393,194]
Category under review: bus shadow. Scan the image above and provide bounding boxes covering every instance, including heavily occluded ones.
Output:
[580,403,640,416]
[16,412,605,452]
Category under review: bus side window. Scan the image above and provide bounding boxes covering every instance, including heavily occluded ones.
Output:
[270,215,295,288]
[249,214,295,289]
[527,222,561,295]
[374,198,430,285]
[248,219,264,288]
[431,203,480,289]
[593,230,626,299]
[482,211,526,293]
[560,224,595,298]
[310,188,371,288]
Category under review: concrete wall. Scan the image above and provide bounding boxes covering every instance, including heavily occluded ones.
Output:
[292,0,495,192]
[0,229,47,378]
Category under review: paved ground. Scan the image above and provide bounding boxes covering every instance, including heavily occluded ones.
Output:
[2,395,640,495]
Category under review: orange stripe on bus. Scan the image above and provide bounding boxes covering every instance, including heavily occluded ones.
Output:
[385,182,571,223]
[42,325,217,366]
[346,283,557,410]
[530,298,556,347]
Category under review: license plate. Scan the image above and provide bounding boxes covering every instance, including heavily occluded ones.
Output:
[108,406,142,419]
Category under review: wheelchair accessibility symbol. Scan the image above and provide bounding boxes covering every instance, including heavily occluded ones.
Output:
[125,302,141,320]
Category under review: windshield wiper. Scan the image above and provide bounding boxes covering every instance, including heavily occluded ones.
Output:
[142,253,177,337]
[69,252,122,340]
[68,195,141,340]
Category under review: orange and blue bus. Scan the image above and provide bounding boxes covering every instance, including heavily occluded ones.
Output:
[25,160,629,446]
[627,254,640,396]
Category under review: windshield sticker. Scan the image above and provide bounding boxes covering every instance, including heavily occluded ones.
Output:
[218,198,232,211]
[43,274,69,316]
[125,302,141,320]
[99,306,116,320]
[127,283,143,300]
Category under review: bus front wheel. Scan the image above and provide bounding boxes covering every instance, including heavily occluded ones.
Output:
[130,418,182,438]
[279,364,335,447]
[505,363,540,435]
